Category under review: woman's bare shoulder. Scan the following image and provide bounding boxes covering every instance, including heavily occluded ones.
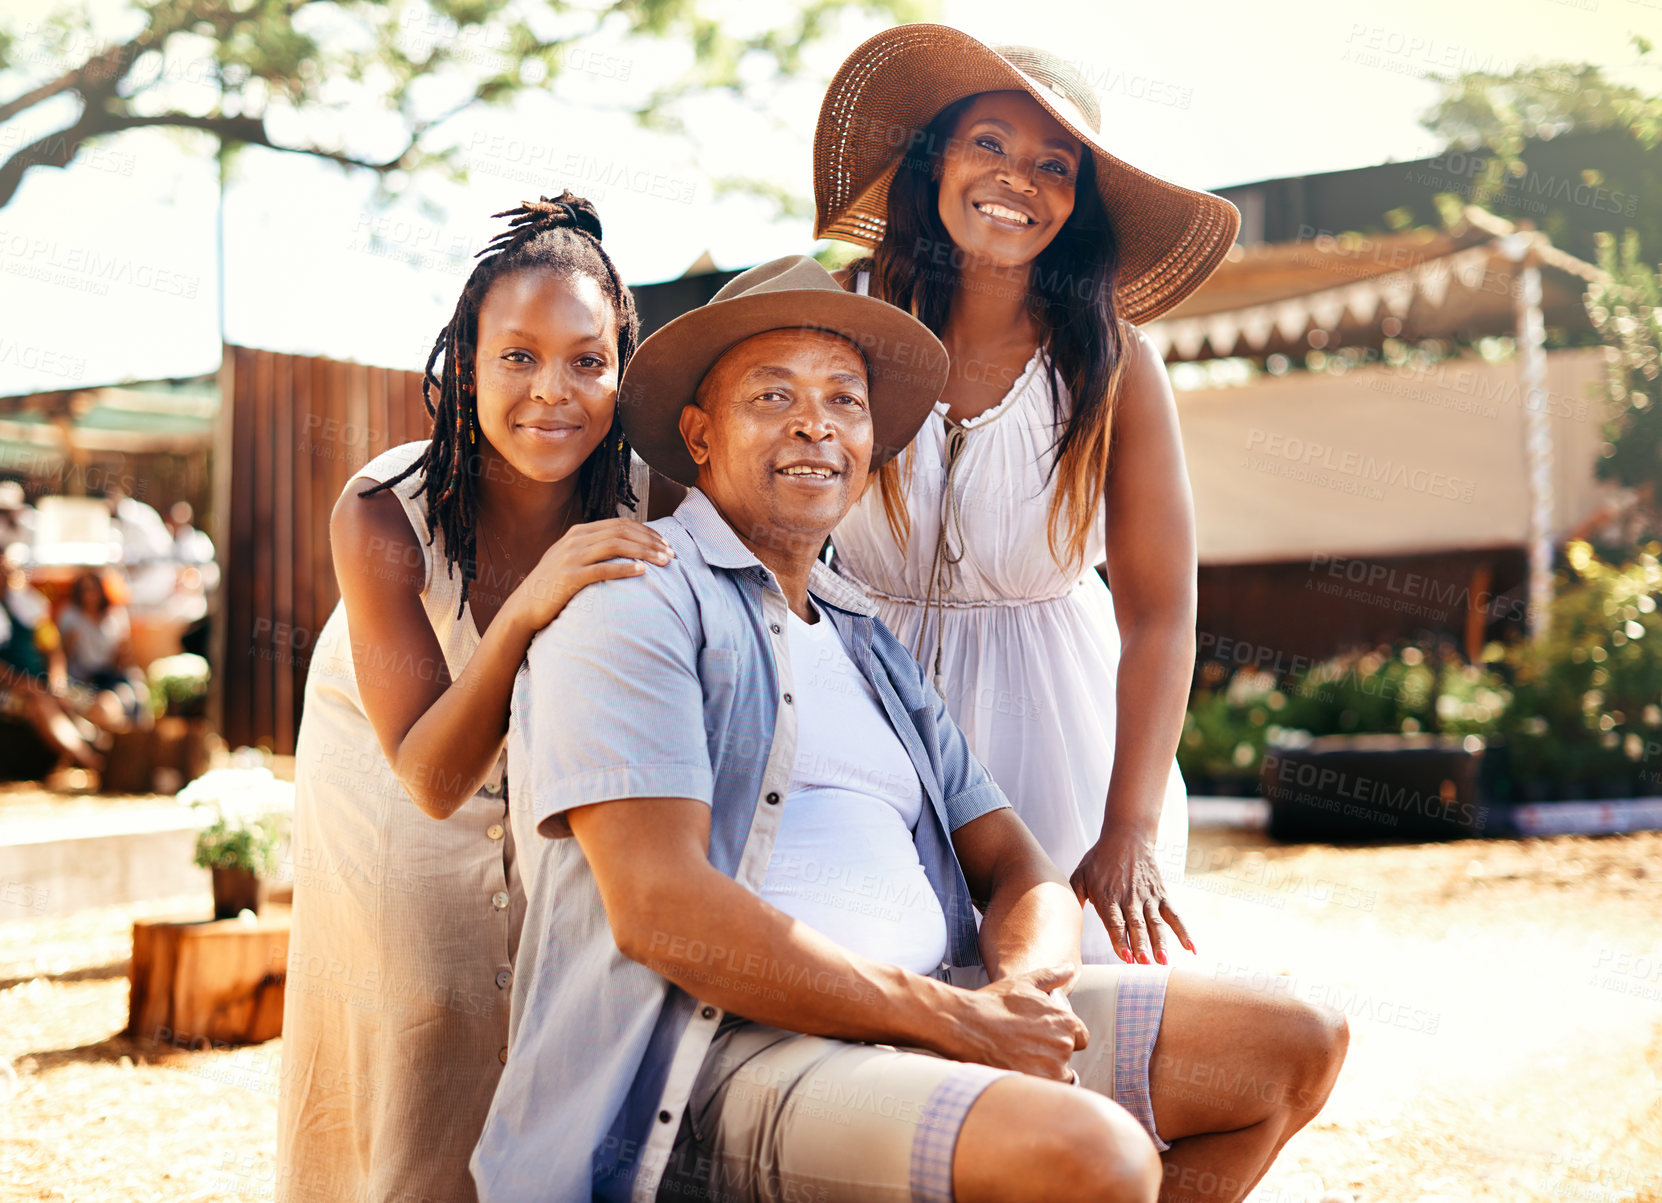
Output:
[331,481,427,596]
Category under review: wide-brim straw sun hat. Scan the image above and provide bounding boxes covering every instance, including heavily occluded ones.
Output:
[813,24,1241,325]
[619,255,949,487]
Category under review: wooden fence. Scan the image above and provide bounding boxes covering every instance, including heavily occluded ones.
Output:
[216,346,430,754]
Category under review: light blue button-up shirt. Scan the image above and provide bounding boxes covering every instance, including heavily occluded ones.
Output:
[474,488,1010,1203]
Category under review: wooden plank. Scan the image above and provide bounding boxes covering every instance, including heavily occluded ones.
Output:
[313,357,344,620]
[207,346,236,742]
[273,353,296,754]
[291,355,316,743]
[224,347,258,749]
[344,362,370,476]
[250,350,277,751]
[369,365,391,460]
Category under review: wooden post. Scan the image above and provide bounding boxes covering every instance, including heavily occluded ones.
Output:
[1510,238,1553,639]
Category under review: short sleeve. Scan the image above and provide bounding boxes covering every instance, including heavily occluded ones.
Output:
[512,562,713,839]
[911,652,1009,833]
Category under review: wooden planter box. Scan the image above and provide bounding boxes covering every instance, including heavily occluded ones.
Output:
[102,717,214,794]
[1261,735,1489,843]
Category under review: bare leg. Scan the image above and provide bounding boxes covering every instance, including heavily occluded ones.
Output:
[1148,970,1348,1203]
[953,1073,1162,1203]
[24,693,102,770]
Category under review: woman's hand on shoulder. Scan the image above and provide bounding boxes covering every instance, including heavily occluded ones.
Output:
[508,519,674,633]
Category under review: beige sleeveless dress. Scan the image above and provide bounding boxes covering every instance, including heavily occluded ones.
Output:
[277,440,645,1203]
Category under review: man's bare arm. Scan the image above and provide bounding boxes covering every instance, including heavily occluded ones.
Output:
[564,796,1087,1080]
[952,808,1083,984]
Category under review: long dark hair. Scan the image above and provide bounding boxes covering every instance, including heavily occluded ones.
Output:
[857,95,1128,573]
[364,192,641,615]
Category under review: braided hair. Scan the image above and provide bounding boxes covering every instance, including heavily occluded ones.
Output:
[363,191,641,616]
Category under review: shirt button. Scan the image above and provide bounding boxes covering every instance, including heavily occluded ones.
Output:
[658,1110,674,1124]
[700,1005,716,1019]
[496,970,512,989]
[498,1047,508,1064]
[487,824,505,841]
[769,623,781,634]
[782,693,793,705]
[491,891,509,910]
[765,792,780,805]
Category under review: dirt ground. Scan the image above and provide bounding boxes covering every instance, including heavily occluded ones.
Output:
[2,826,1659,1202]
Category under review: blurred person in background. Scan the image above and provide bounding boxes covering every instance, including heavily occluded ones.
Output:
[0,550,100,773]
[57,569,150,731]
[0,481,32,549]
[164,501,217,658]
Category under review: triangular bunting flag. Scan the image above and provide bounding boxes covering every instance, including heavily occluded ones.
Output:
[1205,314,1241,358]
[1345,282,1380,324]
[1239,307,1275,351]
[1381,274,1415,318]
[1169,319,1207,360]
[1274,299,1309,342]
[1309,290,1348,331]
[1417,259,1453,309]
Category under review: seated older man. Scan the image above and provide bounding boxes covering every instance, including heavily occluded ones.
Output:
[473,257,1346,1203]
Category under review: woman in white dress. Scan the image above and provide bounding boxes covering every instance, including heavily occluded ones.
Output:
[814,28,1239,966]
[278,194,678,1203]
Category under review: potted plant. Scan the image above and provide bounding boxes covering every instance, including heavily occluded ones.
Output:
[177,767,292,919]
[147,653,210,719]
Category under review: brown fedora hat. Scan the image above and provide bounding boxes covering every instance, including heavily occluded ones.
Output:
[619,255,948,487]
[813,24,1240,324]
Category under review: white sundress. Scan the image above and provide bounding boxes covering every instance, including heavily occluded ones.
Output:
[831,292,1189,964]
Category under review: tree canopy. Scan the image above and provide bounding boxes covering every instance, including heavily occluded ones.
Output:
[0,0,925,208]
[1419,41,1662,259]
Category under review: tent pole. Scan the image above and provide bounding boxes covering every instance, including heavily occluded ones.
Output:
[1514,245,1552,639]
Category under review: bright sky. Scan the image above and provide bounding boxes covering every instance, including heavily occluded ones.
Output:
[0,0,1653,396]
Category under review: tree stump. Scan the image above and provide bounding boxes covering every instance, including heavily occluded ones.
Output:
[128,910,289,1047]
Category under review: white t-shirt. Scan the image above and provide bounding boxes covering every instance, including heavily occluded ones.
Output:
[59,605,129,679]
[758,605,949,976]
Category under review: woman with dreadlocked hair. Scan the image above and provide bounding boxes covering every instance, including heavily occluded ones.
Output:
[279,192,679,1203]
[814,31,1240,970]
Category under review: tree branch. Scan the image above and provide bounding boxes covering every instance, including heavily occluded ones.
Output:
[107,112,413,173]
[0,110,105,207]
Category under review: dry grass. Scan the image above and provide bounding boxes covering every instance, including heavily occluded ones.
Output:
[2,830,1659,1201]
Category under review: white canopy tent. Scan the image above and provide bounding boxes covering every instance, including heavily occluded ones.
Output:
[1176,346,1612,564]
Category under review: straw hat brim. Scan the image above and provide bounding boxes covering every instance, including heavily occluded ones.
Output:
[619,287,948,488]
[813,23,1241,325]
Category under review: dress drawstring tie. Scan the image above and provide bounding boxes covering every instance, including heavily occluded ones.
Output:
[915,415,969,693]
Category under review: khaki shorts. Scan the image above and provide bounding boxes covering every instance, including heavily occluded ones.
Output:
[656,963,1170,1203]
